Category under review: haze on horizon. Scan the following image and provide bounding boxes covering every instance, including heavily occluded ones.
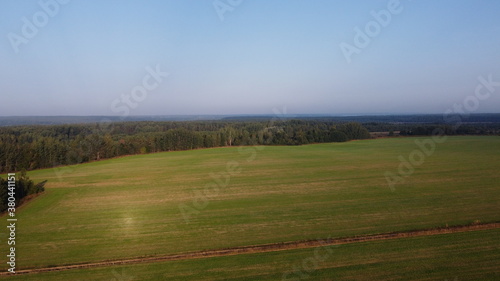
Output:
[1,0,500,117]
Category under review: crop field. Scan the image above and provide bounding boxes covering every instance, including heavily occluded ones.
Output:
[4,229,499,280]
[1,136,499,280]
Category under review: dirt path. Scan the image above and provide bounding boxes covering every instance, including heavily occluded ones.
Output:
[3,222,499,276]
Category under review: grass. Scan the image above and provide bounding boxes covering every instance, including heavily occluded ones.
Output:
[4,228,499,280]
[0,136,499,272]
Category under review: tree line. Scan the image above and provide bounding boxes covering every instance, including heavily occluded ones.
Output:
[0,120,371,173]
[0,170,46,213]
[362,122,500,136]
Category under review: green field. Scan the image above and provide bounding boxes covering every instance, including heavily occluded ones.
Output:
[5,229,499,280]
[1,136,499,278]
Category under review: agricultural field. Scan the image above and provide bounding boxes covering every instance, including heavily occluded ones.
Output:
[4,229,499,280]
[1,136,499,280]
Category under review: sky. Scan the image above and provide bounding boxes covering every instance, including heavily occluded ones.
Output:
[1,0,500,116]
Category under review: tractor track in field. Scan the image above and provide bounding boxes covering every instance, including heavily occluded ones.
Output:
[3,222,499,276]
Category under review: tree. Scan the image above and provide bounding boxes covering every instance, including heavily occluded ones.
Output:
[338,122,371,140]
[0,170,46,213]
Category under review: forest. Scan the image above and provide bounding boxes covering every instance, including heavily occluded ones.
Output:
[0,120,371,173]
[1,117,499,174]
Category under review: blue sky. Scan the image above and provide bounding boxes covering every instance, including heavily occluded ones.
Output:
[1,0,500,116]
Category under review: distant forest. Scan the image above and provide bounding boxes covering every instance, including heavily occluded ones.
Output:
[2,113,500,126]
[0,117,499,174]
[0,120,371,173]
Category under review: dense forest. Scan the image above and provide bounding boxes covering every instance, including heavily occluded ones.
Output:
[363,122,500,135]
[0,120,371,173]
[1,117,499,174]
